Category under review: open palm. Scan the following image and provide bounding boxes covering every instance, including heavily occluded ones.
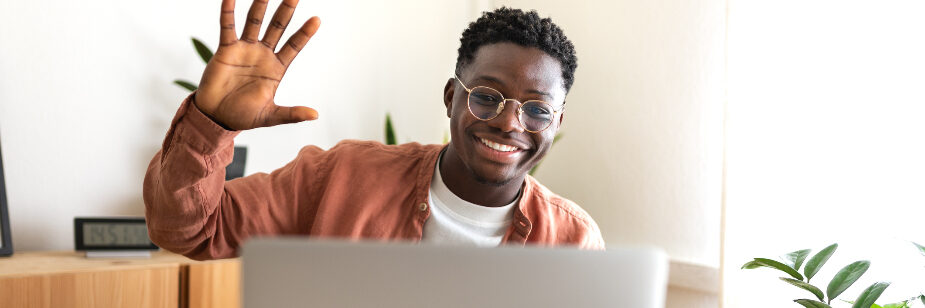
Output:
[194,0,320,130]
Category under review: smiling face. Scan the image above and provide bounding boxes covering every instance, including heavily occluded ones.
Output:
[443,42,567,185]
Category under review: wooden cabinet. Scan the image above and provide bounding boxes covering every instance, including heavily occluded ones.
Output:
[186,258,242,308]
[0,251,241,308]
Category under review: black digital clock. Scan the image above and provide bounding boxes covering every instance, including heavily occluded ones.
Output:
[74,217,159,251]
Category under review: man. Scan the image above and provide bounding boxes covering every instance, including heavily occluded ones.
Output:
[144,0,603,260]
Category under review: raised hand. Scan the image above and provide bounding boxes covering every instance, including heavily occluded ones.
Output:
[194,0,321,130]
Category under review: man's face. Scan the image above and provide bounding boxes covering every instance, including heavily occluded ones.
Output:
[444,42,567,185]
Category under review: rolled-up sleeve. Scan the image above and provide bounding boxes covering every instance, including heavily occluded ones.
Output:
[143,94,320,260]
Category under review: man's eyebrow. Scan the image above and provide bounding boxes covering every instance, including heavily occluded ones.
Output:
[473,75,553,99]
[473,75,507,87]
[527,89,552,99]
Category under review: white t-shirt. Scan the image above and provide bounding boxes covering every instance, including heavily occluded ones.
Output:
[421,154,518,247]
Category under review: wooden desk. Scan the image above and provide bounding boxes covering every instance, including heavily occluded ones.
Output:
[1,251,717,308]
[0,251,241,308]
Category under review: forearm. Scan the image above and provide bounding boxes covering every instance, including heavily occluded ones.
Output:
[143,94,240,259]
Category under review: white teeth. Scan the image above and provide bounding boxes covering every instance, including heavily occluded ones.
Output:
[479,138,518,152]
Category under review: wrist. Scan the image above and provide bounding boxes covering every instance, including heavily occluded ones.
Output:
[191,91,235,131]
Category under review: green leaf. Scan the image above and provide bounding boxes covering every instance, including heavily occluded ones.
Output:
[913,242,925,257]
[174,79,198,91]
[780,277,825,302]
[528,133,563,176]
[442,130,449,144]
[794,299,833,308]
[880,301,911,308]
[851,282,890,308]
[552,133,564,144]
[784,249,812,271]
[384,113,396,145]
[805,243,839,282]
[827,260,871,303]
[749,258,804,280]
[192,37,213,63]
[741,260,763,269]
[919,294,924,305]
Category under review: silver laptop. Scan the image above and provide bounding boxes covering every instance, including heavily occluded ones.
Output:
[242,237,668,308]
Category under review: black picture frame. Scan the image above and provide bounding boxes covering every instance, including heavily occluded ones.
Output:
[73,217,159,251]
[0,140,13,256]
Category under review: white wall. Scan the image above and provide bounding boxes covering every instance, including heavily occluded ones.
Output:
[1,3,726,296]
[723,0,925,307]
[0,0,472,251]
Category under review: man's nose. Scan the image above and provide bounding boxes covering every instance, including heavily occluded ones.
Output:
[488,99,525,133]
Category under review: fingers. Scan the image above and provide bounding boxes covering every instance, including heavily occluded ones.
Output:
[265,105,319,127]
[241,0,269,43]
[261,0,299,50]
[219,0,237,46]
[277,16,321,67]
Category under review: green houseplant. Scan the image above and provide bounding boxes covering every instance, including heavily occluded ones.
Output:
[743,242,925,308]
[173,38,212,92]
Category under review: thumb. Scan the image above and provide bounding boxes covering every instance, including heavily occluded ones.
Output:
[264,105,319,127]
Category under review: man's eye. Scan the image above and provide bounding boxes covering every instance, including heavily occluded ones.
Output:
[472,93,500,105]
[526,106,551,117]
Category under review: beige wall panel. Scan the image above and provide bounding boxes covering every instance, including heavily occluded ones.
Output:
[667,287,718,308]
[488,1,726,306]
[492,0,725,269]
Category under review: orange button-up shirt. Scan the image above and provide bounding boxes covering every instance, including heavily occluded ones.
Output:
[143,96,604,260]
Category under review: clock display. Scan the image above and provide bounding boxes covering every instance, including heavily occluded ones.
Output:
[82,223,152,246]
[74,217,158,251]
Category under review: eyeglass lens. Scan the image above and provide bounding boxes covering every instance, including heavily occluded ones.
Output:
[468,87,555,132]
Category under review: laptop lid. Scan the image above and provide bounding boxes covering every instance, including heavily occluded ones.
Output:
[242,237,668,308]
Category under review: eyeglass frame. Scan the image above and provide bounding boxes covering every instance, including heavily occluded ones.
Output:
[453,73,565,133]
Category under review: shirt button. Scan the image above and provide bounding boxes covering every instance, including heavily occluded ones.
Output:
[418,203,428,212]
[517,220,528,229]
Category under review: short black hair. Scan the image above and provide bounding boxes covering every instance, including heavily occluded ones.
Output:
[455,7,578,93]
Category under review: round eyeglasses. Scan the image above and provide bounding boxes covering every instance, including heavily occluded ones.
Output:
[454,74,564,133]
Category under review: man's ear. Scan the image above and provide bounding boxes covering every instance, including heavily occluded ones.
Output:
[558,101,567,126]
[443,78,455,118]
